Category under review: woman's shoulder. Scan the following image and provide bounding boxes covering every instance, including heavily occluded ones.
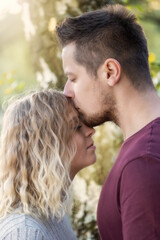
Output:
[0,213,77,240]
[0,213,48,240]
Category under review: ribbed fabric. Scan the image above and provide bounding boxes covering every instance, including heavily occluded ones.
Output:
[0,213,77,240]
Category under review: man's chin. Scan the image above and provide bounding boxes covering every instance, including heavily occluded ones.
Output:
[79,112,106,128]
[78,110,118,127]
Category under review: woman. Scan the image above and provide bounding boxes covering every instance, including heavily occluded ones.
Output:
[0,89,96,239]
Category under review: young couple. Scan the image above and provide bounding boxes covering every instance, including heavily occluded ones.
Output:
[0,4,160,240]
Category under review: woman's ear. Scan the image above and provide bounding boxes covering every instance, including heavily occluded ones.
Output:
[104,58,121,87]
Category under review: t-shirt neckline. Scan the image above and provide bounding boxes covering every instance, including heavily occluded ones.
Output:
[123,117,160,146]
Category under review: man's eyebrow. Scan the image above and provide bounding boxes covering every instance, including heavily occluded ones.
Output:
[65,71,75,76]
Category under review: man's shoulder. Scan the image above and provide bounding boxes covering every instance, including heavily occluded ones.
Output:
[118,117,160,167]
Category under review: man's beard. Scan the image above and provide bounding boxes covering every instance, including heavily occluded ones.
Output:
[79,94,119,128]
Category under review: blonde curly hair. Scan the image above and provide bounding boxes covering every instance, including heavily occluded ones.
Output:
[0,89,78,220]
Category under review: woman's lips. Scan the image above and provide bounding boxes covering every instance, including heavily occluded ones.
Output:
[87,143,96,150]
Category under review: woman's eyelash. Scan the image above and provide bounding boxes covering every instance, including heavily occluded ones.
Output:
[75,125,82,130]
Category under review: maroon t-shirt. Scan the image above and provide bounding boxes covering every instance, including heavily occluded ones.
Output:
[97,118,160,240]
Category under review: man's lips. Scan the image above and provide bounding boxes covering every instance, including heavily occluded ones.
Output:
[72,101,79,110]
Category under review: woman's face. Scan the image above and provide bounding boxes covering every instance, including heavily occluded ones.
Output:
[70,120,96,180]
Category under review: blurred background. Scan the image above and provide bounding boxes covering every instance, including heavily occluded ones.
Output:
[0,0,160,239]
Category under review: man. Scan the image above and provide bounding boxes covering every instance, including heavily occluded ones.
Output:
[56,4,160,240]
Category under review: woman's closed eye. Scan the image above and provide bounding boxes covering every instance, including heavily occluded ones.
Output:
[75,125,82,131]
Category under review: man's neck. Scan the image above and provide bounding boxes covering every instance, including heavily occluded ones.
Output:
[116,88,160,140]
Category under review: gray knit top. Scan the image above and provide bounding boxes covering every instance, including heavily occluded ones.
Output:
[0,213,77,240]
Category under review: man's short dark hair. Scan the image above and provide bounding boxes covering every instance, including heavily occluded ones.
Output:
[56,4,153,90]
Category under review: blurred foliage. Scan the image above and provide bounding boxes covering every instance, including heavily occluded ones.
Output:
[148,52,160,95]
[0,68,39,111]
[72,196,100,240]
[0,12,40,110]
[0,71,25,97]
[20,0,77,89]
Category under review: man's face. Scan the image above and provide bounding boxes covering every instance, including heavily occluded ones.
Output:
[62,43,116,127]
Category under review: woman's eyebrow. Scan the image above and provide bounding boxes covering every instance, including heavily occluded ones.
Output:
[70,116,79,125]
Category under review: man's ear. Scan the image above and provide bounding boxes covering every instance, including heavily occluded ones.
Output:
[104,58,121,87]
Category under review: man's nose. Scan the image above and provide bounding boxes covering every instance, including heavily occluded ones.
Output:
[63,81,75,98]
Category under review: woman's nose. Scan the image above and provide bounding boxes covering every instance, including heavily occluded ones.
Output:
[84,125,95,137]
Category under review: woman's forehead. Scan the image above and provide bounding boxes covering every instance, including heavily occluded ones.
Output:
[67,104,79,123]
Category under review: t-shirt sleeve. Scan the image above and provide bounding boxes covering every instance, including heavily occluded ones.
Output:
[1,226,47,240]
[120,156,160,240]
